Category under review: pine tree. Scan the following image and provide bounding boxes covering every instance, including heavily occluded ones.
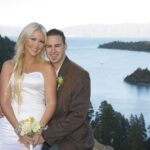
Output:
[128,114,147,150]
[145,137,150,150]
[139,114,147,140]
[87,101,94,124]
[94,100,116,146]
[112,112,129,150]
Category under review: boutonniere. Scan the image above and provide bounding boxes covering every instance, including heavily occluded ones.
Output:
[57,76,64,90]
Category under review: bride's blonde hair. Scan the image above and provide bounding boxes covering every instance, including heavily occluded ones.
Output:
[12,22,47,105]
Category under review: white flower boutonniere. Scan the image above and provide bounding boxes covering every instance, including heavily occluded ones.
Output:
[57,76,64,90]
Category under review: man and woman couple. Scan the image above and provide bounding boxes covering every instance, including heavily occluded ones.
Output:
[0,22,94,150]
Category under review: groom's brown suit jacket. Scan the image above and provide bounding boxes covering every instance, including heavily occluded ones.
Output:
[43,56,94,150]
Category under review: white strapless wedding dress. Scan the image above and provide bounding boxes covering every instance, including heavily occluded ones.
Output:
[0,72,46,150]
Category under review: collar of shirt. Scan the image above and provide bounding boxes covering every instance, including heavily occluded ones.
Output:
[56,65,62,77]
[55,56,65,77]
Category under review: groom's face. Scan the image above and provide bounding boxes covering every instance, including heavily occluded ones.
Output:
[46,35,67,66]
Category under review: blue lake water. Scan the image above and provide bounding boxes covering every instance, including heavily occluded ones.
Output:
[66,37,150,129]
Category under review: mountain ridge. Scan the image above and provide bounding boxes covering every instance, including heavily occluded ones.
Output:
[1,23,150,38]
[62,23,150,37]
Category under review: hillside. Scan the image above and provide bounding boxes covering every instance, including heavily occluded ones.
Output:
[1,23,150,38]
[62,23,150,37]
[0,25,21,37]
[0,35,15,71]
[98,41,150,52]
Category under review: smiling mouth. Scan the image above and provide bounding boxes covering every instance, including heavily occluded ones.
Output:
[32,49,38,52]
[50,53,58,57]
[50,54,58,60]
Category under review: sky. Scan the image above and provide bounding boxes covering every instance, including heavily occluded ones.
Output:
[0,0,150,29]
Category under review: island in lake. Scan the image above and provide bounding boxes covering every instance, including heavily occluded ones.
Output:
[98,41,150,52]
[124,68,150,86]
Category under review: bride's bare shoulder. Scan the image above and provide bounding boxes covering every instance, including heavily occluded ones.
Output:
[1,59,14,74]
[40,61,55,76]
[41,60,53,70]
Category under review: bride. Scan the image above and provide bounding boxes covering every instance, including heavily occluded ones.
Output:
[0,22,56,150]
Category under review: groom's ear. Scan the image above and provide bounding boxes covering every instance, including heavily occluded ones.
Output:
[65,43,67,50]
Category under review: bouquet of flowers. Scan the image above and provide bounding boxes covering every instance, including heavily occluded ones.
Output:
[15,117,44,150]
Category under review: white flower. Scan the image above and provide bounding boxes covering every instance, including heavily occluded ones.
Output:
[16,117,42,137]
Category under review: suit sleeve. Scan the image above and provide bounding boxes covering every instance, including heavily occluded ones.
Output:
[42,71,91,145]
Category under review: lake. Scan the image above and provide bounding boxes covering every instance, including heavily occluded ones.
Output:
[66,37,150,129]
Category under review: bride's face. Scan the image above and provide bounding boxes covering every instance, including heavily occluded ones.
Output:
[24,30,45,57]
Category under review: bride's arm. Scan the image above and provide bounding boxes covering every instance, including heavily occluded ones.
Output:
[0,60,18,129]
[40,63,56,127]
[32,63,57,146]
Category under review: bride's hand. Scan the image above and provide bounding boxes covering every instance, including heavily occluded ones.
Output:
[37,135,45,144]
[19,135,33,148]
[32,133,41,147]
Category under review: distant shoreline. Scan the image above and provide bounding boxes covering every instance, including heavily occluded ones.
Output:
[98,41,150,53]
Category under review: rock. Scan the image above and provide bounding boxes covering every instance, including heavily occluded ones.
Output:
[93,139,114,150]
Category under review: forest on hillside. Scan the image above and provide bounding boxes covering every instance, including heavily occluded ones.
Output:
[89,100,150,150]
[0,35,15,71]
[98,41,150,52]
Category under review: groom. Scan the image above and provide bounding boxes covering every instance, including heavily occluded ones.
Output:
[40,29,94,150]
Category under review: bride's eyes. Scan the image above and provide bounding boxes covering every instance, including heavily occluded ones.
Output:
[39,40,44,44]
[30,38,44,44]
[31,38,36,41]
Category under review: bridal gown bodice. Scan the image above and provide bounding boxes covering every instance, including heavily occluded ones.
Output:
[0,72,46,150]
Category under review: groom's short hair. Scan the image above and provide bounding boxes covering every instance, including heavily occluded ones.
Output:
[47,29,66,44]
